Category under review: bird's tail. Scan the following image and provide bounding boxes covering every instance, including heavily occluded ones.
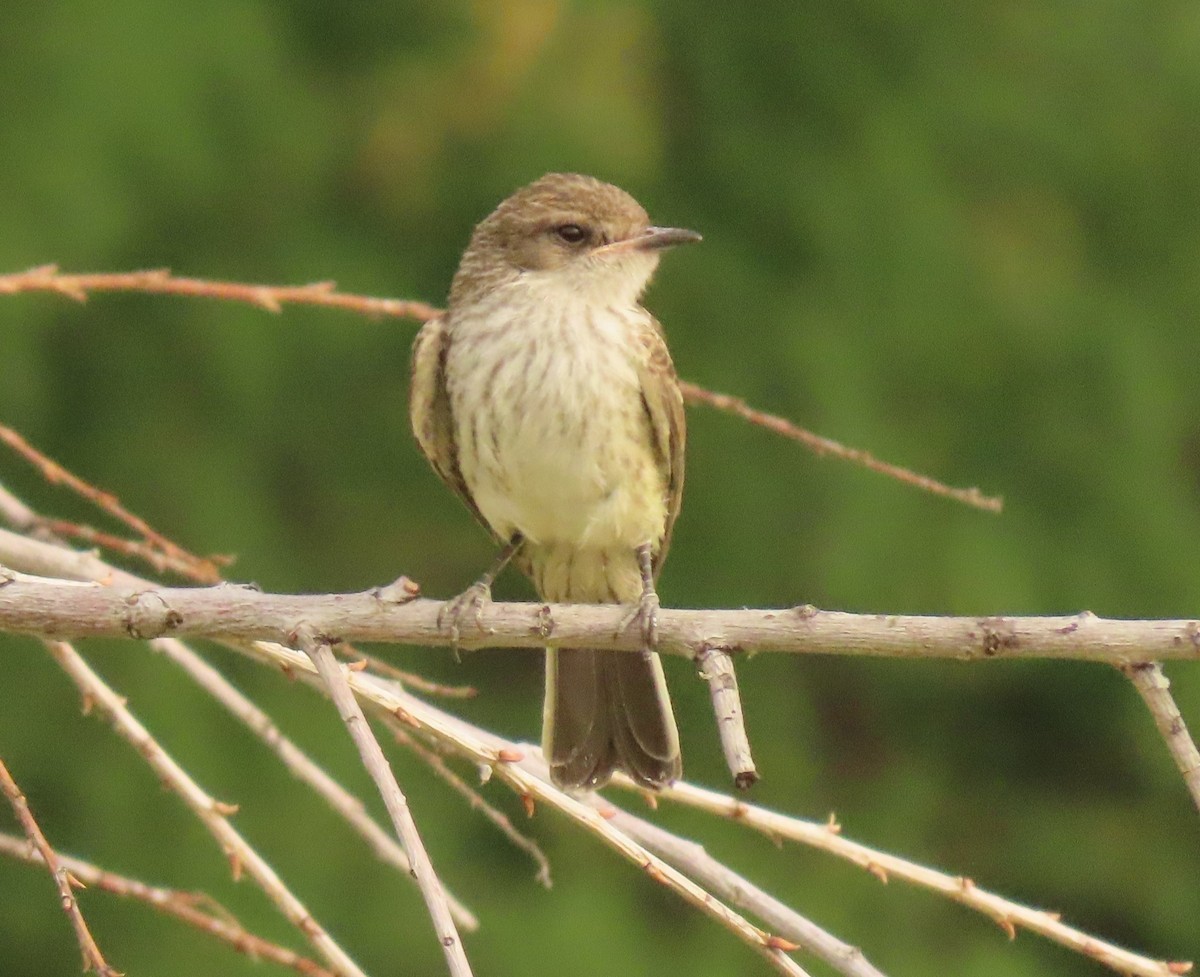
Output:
[543,646,681,790]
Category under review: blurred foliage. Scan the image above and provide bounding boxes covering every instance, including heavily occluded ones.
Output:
[1,1,1199,975]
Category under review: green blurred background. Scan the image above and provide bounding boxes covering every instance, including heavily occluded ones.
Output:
[1,1,1198,974]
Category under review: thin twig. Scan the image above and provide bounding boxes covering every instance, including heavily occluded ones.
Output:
[149,635,479,930]
[0,497,808,973]
[294,628,473,977]
[1121,662,1200,814]
[678,381,1003,513]
[630,778,1192,977]
[0,264,442,321]
[35,517,229,581]
[595,801,887,977]
[695,645,758,788]
[41,639,370,977]
[0,480,479,930]
[389,723,552,888]
[258,652,814,976]
[0,480,40,531]
[337,646,477,699]
[0,423,223,582]
[0,758,120,976]
[0,831,336,977]
[0,266,999,512]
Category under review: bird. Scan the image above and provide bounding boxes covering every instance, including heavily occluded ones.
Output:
[410,172,700,790]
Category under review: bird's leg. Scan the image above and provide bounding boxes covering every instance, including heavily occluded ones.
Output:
[439,533,524,648]
[617,542,660,650]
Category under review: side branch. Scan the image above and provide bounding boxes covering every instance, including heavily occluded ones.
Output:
[1,559,1198,664]
[294,628,472,977]
[1121,663,1200,812]
[0,758,118,976]
[678,382,1002,513]
[0,264,442,321]
[0,266,1000,511]
[0,831,337,977]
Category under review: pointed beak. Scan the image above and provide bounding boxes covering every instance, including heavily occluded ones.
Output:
[595,226,703,255]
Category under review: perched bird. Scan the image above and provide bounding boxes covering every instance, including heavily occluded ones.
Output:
[410,172,699,789]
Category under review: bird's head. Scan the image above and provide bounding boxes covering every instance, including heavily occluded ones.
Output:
[448,172,701,310]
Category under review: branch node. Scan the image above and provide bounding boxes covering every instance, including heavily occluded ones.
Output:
[374,576,421,604]
[533,604,555,640]
[123,590,183,639]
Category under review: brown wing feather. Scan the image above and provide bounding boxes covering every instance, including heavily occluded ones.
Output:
[635,316,686,578]
[409,316,496,538]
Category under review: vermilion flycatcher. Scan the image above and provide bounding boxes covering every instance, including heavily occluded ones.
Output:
[410,173,699,789]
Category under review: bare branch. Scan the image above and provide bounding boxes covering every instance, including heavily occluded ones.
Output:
[596,801,886,977]
[695,645,758,787]
[0,488,1191,976]
[1,559,1199,665]
[0,759,119,976]
[631,778,1191,977]
[0,423,223,582]
[0,264,441,321]
[293,628,473,977]
[1121,662,1200,813]
[0,482,481,930]
[150,635,479,930]
[0,831,337,977]
[0,266,999,511]
[677,381,1003,513]
[337,646,477,699]
[41,639,370,977]
[223,643,817,975]
[388,724,552,888]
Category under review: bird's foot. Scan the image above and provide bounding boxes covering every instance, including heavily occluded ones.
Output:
[438,580,493,649]
[616,588,660,651]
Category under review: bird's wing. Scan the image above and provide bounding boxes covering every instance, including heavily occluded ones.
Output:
[635,316,687,577]
[409,315,494,536]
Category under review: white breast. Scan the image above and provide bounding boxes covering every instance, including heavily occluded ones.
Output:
[446,279,666,550]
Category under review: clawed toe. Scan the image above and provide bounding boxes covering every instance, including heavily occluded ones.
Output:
[438,581,493,646]
[617,590,660,650]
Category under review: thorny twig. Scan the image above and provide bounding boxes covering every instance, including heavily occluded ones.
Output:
[0,265,1001,512]
[0,831,337,977]
[0,759,120,977]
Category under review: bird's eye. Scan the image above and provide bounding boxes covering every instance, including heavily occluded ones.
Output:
[554,223,590,245]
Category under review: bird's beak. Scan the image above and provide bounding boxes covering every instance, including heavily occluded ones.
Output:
[596,226,703,255]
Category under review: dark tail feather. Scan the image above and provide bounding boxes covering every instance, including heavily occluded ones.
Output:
[544,647,681,790]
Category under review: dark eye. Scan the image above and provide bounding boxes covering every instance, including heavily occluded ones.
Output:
[554,223,590,245]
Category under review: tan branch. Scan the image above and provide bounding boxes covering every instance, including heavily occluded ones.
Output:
[150,635,479,930]
[0,422,224,582]
[1120,662,1200,813]
[388,724,552,888]
[0,264,441,321]
[172,634,812,975]
[630,778,1191,977]
[696,645,758,787]
[0,492,1190,976]
[0,759,119,976]
[41,639,370,977]
[0,265,1000,511]
[294,628,473,977]
[595,798,885,977]
[0,831,336,977]
[1,558,1198,665]
[677,381,1002,512]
